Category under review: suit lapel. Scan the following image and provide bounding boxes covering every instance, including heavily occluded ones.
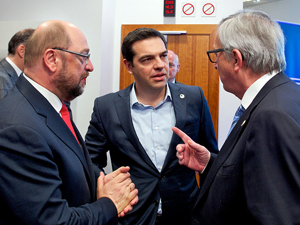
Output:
[197,72,292,202]
[72,122,94,194]
[46,111,91,173]
[10,71,19,85]
[115,84,158,171]
[162,83,187,169]
[16,75,92,186]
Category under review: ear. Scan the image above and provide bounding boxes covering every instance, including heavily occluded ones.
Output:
[177,63,181,72]
[43,49,58,73]
[232,49,243,72]
[17,44,25,58]
[123,59,133,74]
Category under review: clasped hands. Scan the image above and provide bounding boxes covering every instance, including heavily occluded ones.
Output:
[95,127,209,218]
[97,166,138,217]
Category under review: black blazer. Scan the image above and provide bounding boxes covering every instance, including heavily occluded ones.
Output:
[192,72,300,225]
[0,74,118,224]
[86,82,218,225]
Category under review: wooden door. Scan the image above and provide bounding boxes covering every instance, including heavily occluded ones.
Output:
[120,24,219,138]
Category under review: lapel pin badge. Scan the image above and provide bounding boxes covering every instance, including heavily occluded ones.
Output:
[179,94,185,99]
[241,120,246,126]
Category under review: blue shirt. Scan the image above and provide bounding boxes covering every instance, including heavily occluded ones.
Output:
[130,84,176,172]
[130,83,176,214]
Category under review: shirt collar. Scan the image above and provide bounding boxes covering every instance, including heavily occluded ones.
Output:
[130,83,172,107]
[6,57,22,76]
[241,70,279,109]
[23,73,62,113]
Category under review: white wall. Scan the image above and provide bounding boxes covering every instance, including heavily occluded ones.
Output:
[0,0,244,170]
[0,0,297,171]
[0,21,39,58]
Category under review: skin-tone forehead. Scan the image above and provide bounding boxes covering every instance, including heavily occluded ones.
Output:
[132,37,166,59]
[65,23,86,43]
[168,50,175,57]
[36,20,72,32]
[168,50,177,62]
[36,20,89,51]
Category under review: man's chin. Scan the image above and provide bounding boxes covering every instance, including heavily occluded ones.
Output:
[65,87,84,102]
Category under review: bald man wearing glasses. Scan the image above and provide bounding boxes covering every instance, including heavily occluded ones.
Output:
[0,20,138,225]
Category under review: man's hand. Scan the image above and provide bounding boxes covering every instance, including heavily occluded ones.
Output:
[97,167,138,216]
[172,127,210,173]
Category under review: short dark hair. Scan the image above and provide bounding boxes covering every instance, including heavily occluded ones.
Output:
[8,28,35,55]
[121,28,167,65]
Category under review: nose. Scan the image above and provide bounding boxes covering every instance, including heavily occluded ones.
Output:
[85,58,94,72]
[154,57,164,70]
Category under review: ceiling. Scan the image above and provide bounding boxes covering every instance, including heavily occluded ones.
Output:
[243,0,282,7]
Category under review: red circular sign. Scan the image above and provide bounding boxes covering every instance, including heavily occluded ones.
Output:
[182,3,195,16]
[202,3,215,15]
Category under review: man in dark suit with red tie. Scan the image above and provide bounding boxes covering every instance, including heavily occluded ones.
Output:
[0,20,138,225]
[173,10,300,224]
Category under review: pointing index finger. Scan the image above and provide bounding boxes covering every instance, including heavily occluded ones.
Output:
[172,127,191,144]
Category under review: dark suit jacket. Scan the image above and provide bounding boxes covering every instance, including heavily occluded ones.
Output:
[86,82,218,225]
[0,58,19,100]
[192,72,300,225]
[0,74,118,225]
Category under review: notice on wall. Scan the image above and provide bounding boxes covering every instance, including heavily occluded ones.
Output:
[181,2,196,17]
[201,2,216,17]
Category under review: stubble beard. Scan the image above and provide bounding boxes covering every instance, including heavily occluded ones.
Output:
[56,62,86,102]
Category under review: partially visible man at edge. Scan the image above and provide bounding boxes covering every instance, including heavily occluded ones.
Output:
[0,28,34,100]
[0,20,138,225]
[167,49,180,83]
[173,10,300,225]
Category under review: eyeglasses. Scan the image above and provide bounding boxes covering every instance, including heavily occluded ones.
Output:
[206,48,226,63]
[53,47,90,65]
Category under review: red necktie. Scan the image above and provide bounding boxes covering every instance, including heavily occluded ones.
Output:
[60,102,80,144]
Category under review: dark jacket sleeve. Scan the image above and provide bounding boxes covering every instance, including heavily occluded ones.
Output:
[0,125,118,225]
[85,98,109,175]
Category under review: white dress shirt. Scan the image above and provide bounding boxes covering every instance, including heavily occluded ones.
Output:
[241,70,280,109]
[23,73,62,113]
[6,57,22,77]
